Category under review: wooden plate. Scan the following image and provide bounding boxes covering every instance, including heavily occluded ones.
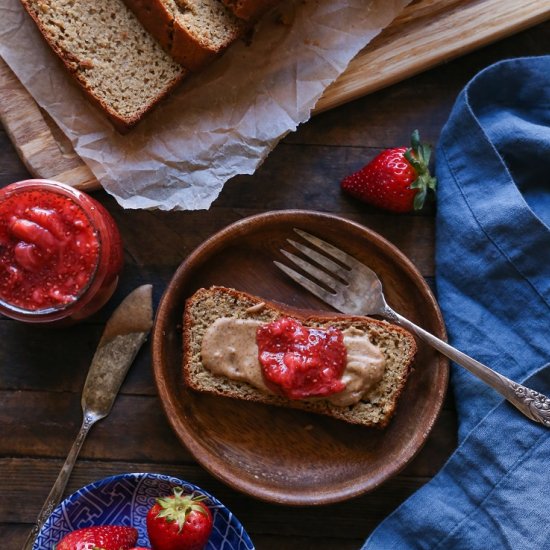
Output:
[151,210,448,505]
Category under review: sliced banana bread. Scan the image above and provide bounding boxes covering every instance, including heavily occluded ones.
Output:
[221,0,280,21]
[20,0,187,132]
[183,286,417,428]
[122,0,246,71]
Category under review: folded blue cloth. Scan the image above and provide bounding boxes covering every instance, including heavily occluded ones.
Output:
[362,56,550,549]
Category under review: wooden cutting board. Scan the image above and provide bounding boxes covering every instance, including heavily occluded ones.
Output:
[1,0,549,192]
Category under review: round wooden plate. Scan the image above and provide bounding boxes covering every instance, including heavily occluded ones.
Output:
[151,210,448,505]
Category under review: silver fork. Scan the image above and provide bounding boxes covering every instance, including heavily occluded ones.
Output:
[275,229,550,427]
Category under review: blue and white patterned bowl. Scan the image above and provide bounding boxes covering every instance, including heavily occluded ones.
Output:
[33,472,255,549]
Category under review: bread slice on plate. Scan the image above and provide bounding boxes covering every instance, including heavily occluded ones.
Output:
[183,286,417,428]
[122,0,246,71]
[20,0,187,132]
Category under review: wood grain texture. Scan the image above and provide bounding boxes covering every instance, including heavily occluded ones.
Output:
[0,60,98,191]
[315,0,550,112]
[0,0,547,192]
[0,458,450,537]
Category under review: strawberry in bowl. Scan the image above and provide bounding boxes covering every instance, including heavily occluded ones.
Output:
[56,525,138,549]
[146,488,213,550]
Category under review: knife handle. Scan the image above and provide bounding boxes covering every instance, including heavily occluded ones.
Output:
[22,412,98,550]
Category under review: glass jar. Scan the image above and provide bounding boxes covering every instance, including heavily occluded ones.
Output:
[0,179,123,323]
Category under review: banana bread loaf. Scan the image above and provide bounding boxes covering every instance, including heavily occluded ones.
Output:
[20,0,187,132]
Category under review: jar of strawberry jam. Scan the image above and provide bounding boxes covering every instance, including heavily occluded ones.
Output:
[0,179,123,323]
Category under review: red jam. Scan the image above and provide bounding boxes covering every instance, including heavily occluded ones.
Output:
[0,180,123,323]
[256,317,347,400]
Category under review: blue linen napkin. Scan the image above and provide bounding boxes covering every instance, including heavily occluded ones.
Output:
[362,56,550,549]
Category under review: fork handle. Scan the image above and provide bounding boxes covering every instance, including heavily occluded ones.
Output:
[386,308,550,427]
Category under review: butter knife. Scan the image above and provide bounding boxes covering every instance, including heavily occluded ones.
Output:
[22,284,154,550]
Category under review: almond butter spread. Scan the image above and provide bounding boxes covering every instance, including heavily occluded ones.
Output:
[200,317,385,406]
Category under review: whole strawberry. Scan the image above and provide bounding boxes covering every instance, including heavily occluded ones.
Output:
[146,488,213,550]
[56,525,138,550]
[341,130,437,213]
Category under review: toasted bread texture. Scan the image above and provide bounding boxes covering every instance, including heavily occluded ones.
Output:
[183,286,417,428]
[20,0,187,132]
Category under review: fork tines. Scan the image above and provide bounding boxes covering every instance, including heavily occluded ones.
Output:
[274,229,353,301]
[292,229,357,267]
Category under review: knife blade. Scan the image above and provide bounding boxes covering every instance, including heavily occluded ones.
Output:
[81,283,153,417]
[23,284,153,550]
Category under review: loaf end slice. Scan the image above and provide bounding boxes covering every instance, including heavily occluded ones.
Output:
[123,0,246,71]
[183,286,417,428]
[171,0,246,70]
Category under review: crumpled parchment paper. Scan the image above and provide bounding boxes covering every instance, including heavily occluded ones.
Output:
[0,0,410,210]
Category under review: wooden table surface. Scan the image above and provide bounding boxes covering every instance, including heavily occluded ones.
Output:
[1,20,548,550]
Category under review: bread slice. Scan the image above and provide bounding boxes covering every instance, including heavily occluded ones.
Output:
[122,0,246,71]
[20,0,187,132]
[221,0,280,21]
[183,286,417,428]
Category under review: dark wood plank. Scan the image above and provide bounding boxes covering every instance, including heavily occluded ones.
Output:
[1,458,436,541]
[0,393,191,462]
[108,203,435,277]
[0,126,29,184]
[0,390,455,473]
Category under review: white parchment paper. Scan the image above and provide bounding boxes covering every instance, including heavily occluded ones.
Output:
[0,0,409,210]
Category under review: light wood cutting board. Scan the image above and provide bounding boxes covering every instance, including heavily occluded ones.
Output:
[1,0,549,192]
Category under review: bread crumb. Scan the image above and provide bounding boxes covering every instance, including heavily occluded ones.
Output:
[79,58,95,69]
[246,302,265,313]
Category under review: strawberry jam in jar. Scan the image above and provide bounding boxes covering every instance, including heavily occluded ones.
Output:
[0,179,123,323]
